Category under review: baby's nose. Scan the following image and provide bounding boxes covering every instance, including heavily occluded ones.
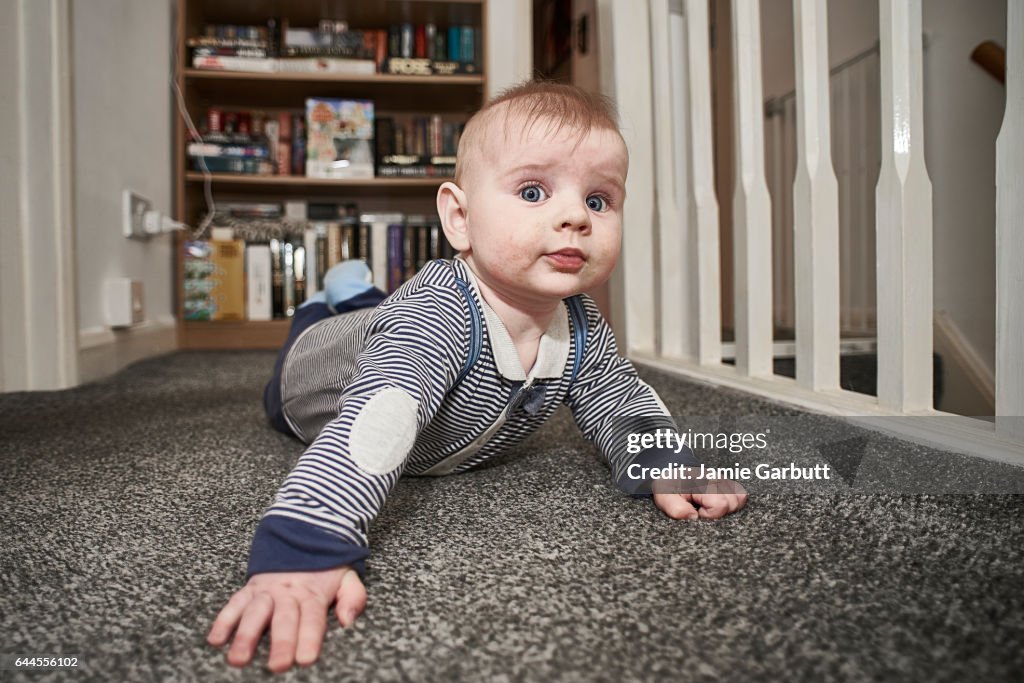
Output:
[559,200,591,231]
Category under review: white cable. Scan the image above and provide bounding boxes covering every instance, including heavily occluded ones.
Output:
[170,26,215,239]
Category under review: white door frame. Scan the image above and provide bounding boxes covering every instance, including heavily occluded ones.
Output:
[0,0,79,391]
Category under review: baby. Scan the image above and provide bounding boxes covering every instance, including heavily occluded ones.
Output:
[207,80,747,672]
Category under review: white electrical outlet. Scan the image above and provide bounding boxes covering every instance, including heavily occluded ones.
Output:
[123,190,153,239]
[105,278,144,327]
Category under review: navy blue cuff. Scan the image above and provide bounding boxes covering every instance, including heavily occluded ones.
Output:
[247,515,369,580]
[616,445,702,498]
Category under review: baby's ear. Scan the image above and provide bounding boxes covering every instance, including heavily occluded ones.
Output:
[436,181,470,252]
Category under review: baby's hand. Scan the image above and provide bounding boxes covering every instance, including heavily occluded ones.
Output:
[207,566,365,673]
[653,479,748,520]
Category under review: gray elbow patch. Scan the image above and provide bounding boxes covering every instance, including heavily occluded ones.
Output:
[349,388,419,475]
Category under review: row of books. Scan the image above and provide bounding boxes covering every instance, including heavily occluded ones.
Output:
[189,20,481,76]
[183,213,456,321]
[188,100,464,179]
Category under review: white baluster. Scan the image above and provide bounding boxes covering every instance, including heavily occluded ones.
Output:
[784,97,796,332]
[650,0,686,359]
[792,0,840,390]
[875,0,933,412]
[684,0,722,365]
[730,0,773,377]
[996,1,1024,440]
[607,0,657,354]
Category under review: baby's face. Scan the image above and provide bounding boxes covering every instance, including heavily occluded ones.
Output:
[459,116,628,307]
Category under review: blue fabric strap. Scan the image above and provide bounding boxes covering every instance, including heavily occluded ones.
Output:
[440,260,483,390]
[565,295,588,383]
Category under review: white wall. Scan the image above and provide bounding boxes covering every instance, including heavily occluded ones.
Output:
[72,0,177,383]
[922,0,1005,378]
[486,0,533,96]
[760,0,880,100]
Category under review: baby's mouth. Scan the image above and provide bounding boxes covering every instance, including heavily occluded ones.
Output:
[545,248,586,272]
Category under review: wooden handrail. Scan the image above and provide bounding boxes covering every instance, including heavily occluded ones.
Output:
[971,40,1005,85]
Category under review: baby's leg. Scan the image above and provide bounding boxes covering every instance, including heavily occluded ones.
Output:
[263,260,387,435]
[263,302,335,435]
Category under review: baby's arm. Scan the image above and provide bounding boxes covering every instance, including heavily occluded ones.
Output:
[206,566,364,672]
[210,284,468,671]
[564,298,747,518]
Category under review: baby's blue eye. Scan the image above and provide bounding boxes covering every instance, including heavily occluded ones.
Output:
[520,186,546,202]
[587,195,608,212]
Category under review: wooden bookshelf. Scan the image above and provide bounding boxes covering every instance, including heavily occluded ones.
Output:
[174,0,487,350]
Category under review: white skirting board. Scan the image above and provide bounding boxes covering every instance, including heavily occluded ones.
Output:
[632,353,1024,468]
[78,317,178,386]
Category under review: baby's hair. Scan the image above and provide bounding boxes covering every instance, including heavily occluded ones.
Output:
[454,80,624,186]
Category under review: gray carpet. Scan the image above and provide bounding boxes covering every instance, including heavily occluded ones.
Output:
[1,350,1023,682]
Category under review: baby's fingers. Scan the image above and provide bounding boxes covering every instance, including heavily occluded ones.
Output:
[207,589,253,647]
[295,596,329,667]
[695,492,743,519]
[267,595,300,673]
[653,493,699,520]
[226,593,275,668]
[334,568,367,628]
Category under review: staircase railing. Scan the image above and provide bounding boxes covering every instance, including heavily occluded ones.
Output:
[601,0,1023,460]
[765,44,881,339]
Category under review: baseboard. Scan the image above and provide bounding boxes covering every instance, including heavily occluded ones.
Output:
[77,316,178,386]
[632,353,1024,468]
[933,310,996,414]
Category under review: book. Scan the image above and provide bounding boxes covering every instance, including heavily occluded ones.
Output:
[305,98,375,179]
[425,24,437,60]
[245,244,273,321]
[303,228,320,299]
[277,57,376,75]
[460,26,475,65]
[325,221,343,266]
[316,224,329,289]
[217,202,281,219]
[447,27,461,61]
[384,57,479,76]
[376,154,456,178]
[190,156,272,174]
[209,240,246,321]
[183,241,216,320]
[358,225,371,265]
[434,31,447,62]
[387,223,405,292]
[291,114,306,176]
[192,46,270,59]
[283,27,377,60]
[385,57,432,77]
[414,25,427,58]
[291,238,307,309]
[388,25,401,59]
[269,239,284,316]
[192,55,278,72]
[360,213,403,291]
[187,142,269,159]
[400,23,414,58]
[375,118,396,167]
[406,215,426,278]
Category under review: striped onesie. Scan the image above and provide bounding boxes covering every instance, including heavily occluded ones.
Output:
[250,257,696,577]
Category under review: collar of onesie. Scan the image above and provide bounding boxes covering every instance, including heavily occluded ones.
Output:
[453,257,571,382]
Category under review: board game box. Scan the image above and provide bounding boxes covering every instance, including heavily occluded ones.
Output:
[305,98,375,178]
